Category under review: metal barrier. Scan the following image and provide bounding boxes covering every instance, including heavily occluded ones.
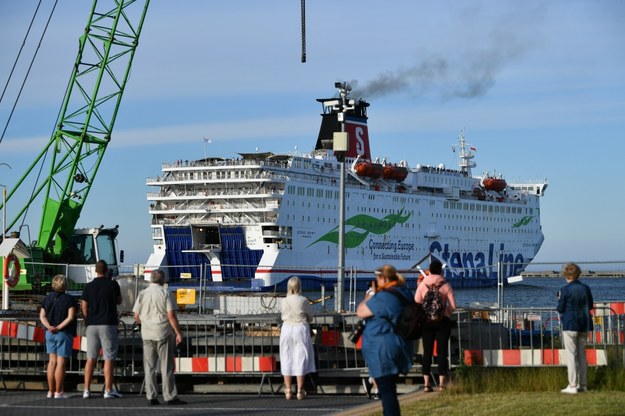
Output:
[458,304,623,368]
[0,303,623,388]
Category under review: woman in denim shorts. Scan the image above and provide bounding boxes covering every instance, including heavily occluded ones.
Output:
[40,275,78,399]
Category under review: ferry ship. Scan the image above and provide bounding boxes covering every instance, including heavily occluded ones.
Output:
[145,83,548,290]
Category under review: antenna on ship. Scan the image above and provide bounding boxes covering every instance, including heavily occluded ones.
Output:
[202,137,211,161]
[458,129,476,177]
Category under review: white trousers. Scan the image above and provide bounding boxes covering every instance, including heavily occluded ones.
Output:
[562,330,588,388]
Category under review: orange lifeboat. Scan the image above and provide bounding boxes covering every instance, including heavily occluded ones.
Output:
[382,165,408,181]
[482,177,507,192]
[355,162,384,179]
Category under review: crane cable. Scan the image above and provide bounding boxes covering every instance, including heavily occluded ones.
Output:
[0,0,59,146]
[0,0,43,106]
[300,0,306,63]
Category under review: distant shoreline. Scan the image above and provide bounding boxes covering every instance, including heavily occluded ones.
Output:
[522,271,625,278]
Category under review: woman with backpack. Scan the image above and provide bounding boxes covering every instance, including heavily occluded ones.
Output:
[414,259,456,392]
[357,264,413,415]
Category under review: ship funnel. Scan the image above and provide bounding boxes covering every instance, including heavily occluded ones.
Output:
[315,90,371,160]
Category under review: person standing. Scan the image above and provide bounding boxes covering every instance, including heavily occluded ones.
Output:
[40,275,77,399]
[414,259,456,392]
[280,276,316,400]
[80,260,122,399]
[557,262,594,394]
[357,264,413,416]
[133,269,186,405]
[365,276,379,400]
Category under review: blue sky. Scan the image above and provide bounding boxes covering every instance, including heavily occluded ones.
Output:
[1,0,624,266]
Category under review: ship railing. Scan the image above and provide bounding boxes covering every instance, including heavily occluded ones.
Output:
[160,159,290,170]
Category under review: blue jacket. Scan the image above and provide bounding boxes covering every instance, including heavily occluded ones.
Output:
[361,286,413,378]
[556,280,594,332]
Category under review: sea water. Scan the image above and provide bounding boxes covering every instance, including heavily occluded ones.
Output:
[318,277,624,312]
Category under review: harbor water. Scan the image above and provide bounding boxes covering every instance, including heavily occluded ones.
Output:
[324,277,624,312]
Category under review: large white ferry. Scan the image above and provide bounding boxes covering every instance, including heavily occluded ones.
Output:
[145,84,547,290]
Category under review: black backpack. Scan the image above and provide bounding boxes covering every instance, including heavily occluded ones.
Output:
[383,288,425,341]
[422,282,446,322]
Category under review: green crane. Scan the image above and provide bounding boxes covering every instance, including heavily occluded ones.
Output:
[1,0,150,289]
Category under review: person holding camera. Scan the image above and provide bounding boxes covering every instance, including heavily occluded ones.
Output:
[357,264,413,415]
[132,269,185,406]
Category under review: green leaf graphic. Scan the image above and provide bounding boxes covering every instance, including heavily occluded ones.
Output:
[309,209,412,248]
[512,216,533,228]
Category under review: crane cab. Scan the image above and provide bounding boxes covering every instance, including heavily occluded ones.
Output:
[63,226,123,284]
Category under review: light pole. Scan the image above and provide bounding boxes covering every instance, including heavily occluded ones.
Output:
[332,82,353,312]
[1,162,12,311]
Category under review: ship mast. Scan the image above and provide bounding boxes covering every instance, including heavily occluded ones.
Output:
[458,129,476,177]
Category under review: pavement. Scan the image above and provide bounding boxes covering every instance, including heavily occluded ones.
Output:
[0,387,436,416]
[0,390,370,416]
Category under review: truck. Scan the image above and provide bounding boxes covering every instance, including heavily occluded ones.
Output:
[1,0,150,292]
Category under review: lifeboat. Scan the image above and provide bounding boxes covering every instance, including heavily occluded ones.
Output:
[355,162,384,178]
[481,177,507,192]
[382,165,409,181]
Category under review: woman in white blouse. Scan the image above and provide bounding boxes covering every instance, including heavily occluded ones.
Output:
[280,277,316,400]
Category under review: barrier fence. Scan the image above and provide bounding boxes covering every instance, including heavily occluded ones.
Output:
[1,302,623,390]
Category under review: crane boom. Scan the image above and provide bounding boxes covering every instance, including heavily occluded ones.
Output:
[2,0,150,257]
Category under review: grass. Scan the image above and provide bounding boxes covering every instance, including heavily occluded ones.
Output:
[368,364,625,416]
[397,391,625,416]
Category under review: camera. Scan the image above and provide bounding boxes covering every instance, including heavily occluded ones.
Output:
[348,320,365,344]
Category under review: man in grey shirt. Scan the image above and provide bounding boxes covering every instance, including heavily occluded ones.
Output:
[133,269,185,405]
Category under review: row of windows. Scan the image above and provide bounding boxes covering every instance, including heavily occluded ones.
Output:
[444,225,535,234]
[445,200,533,215]
[286,185,535,218]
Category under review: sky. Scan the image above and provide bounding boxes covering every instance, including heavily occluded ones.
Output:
[0,0,624,268]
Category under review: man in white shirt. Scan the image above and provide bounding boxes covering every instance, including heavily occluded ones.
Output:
[133,269,185,406]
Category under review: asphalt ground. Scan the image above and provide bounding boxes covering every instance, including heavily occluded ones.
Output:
[0,389,406,416]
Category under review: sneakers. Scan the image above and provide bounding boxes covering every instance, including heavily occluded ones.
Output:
[104,390,123,399]
[82,390,91,399]
[561,385,578,394]
[47,391,54,399]
[578,386,588,392]
[54,392,69,399]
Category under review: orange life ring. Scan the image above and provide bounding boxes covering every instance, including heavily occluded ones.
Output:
[3,254,20,288]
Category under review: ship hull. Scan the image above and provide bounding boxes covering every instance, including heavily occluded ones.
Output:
[145,86,547,291]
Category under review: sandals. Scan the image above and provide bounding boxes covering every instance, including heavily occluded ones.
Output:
[285,389,293,400]
[423,385,433,393]
[438,385,446,392]
[297,389,307,400]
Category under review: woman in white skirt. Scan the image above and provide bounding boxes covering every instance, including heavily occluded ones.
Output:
[280,277,316,400]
